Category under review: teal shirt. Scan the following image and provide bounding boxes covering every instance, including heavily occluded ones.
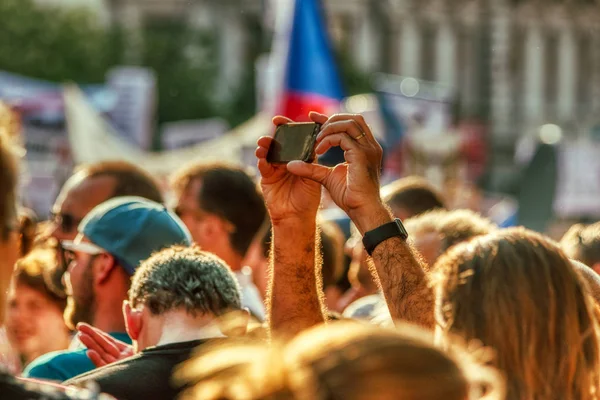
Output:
[23,332,131,382]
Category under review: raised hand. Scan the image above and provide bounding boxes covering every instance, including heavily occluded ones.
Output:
[286,112,389,233]
[255,116,322,225]
[77,323,133,367]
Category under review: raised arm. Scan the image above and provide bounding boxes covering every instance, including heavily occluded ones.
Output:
[286,113,434,329]
[256,117,326,337]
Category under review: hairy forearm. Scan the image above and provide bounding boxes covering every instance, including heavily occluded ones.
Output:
[268,219,325,337]
[351,204,434,329]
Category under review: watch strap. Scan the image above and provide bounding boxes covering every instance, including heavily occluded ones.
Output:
[362,218,408,256]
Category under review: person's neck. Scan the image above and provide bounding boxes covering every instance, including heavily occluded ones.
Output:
[145,311,223,351]
[218,250,243,272]
[92,297,128,334]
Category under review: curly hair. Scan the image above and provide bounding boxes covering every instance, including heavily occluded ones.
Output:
[129,246,241,316]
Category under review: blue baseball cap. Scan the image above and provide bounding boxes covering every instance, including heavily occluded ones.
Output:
[62,197,192,275]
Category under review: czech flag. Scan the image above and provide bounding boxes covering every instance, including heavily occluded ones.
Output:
[278,0,345,121]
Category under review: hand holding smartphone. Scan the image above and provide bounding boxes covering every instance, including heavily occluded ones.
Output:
[266,122,321,164]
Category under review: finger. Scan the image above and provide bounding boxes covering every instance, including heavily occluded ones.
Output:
[272,116,293,126]
[87,350,108,368]
[78,325,121,357]
[78,333,119,360]
[309,111,329,125]
[255,146,268,159]
[78,323,118,347]
[320,114,374,142]
[287,161,331,184]
[315,132,368,157]
[257,136,273,149]
[316,121,368,145]
[257,157,275,179]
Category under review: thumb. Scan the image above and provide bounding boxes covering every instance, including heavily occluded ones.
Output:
[287,161,330,184]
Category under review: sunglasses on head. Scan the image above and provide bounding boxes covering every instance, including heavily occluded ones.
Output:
[51,212,82,233]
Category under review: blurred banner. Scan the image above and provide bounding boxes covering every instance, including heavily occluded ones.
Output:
[107,67,156,150]
[64,84,271,175]
[554,139,600,217]
[161,118,228,151]
[0,70,115,125]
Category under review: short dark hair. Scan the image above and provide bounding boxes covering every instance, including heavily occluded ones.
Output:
[79,161,164,204]
[382,176,446,218]
[129,246,241,316]
[0,132,19,240]
[12,247,67,311]
[171,163,266,256]
[561,223,600,267]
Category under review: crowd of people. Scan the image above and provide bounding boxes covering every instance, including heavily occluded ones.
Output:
[2,111,600,399]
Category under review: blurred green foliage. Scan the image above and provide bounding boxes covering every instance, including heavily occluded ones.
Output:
[0,0,370,142]
[0,0,121,82]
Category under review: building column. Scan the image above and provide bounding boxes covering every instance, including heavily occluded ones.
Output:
[435,19,457,86]
[557,26,577,121]
[118,2,143,65]
[353,11,380,72]
[217,6,247,101]
[592,30,600,115]
[489,0,512,138]
[524,23,546,126]
[399,17,421,78]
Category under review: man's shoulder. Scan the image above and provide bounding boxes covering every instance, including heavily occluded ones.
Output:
[23,349,94,381]
[67,341,208,387]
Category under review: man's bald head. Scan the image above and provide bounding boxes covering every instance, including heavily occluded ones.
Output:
[51,161,163,241]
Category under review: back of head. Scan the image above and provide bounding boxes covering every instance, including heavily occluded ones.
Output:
[406,209,497,253]
[0,131,19,241]
[561,222,600,268]
[381,176,446,219]
[79,161,164,204]
[433,227,600,399]
[12,247,67,312]
[171,162,266,256]
[176,322,502,400]
[0,131,20,322]
[129,246,241,317]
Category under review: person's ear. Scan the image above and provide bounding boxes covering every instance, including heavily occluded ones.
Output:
[203,215,225,238]
[123,301,142,341]
[218,309,250,337]
[592,263,600,276]
[95,254,117,285]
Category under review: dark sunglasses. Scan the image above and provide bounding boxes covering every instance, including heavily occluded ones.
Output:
[51,212,82,233]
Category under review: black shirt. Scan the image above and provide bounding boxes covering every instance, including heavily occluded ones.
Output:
[1,371,114,400]
[64,340,208,400]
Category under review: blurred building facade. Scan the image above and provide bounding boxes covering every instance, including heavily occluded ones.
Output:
[36,0,600,144]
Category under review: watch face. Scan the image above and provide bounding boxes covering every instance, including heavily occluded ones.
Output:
[394,218,409,239]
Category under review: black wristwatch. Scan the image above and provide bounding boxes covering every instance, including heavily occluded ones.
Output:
[362,218,408,256]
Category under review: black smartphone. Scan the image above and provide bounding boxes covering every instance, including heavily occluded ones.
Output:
[266,122,321,164]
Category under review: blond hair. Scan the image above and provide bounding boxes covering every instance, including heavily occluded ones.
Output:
[433,227,600,400]
[561,222,600,267]
[175,322,503,400]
